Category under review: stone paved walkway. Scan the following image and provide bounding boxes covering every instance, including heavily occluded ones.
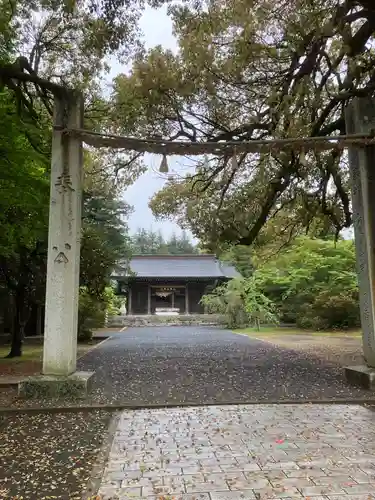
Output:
[98,404,375,499]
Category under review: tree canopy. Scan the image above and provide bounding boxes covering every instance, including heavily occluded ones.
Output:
[3,0,370,252]
[0,0,165,125]
[0,0,368,352]
[111,0,375,250]
[131,228,198,255]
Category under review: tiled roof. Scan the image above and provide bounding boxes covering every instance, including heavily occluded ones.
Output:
[112,254,241,279]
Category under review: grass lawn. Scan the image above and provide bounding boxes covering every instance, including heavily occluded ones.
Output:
[0,346,44,361]
[233,326,362,338]
[0,341,102,377]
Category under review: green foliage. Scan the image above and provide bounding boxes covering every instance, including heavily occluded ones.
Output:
[81,191,131,295]
[253,237,360,330]
[220,245,254,278]
[131,228,198,255]
[202,237,359,331]
[78,176,132,340]
[111,0,375,249]
[0,91,49,257]
[243,278,279,331]
[200,278,249,329]
[0,90,50,356]
[0,0,148,355]
[1,0,145,89]
[298,291,360,331]
[0,87,131,354]
[78,289,102,341]
[201,277,278,329]
[78,286,121,341]
[105,286,124,316]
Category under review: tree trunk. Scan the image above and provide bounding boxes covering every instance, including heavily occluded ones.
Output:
[5,288,29,358]
[6,321,24,358]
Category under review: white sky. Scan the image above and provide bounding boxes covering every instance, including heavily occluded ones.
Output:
[107,5,184,238]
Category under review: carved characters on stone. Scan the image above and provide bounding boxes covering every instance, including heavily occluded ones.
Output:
[55,172,75,194]
[54,252,69,264]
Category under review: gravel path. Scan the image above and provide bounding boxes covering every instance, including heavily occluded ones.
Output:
[0,326,372,408]
[77,326,371,404]
[0,409,113,499]
[254,334,364,366]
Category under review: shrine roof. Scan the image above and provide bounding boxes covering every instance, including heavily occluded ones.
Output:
[112,254,241,279]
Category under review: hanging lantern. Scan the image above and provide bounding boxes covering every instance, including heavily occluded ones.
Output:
[159,154,169,173]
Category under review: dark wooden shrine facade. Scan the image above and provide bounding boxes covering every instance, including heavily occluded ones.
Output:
[112,254,240,315]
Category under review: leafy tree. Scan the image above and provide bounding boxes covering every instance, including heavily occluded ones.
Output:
[253,237,360,329]
[166,231,198,254]
[220,245,254,278]
[0,0,149,110]
[131,228,159,254]
[0,92,50,357]
[78,286,121,341]
[131,228,198,255]
[0,114,131,355]
[78,167,132,340]
[200,276,278,329]
[111,0,375,249]
[201,237,359,331]
[243,278,279,331]
[0,0,143,355]
[81,190,132,295]
[0,0,173,135]
[200,278,249,329]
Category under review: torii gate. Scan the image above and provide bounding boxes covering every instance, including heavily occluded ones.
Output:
[13,86,375,395]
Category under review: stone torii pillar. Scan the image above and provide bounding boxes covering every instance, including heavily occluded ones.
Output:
[19,91,93,397]
[345,96,375,389]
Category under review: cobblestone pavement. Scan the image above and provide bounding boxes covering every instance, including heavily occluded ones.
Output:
[97,404,375,500]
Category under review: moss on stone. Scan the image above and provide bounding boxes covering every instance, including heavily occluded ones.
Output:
[18,372,93,399]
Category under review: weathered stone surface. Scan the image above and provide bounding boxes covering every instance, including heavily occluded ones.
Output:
[43,94,83,376]
[96,404,375,499]
[345,364,375,389]
[346,97,375,368]
[0,375,27,387]
[18,370,94,398]
[107,314,225,328]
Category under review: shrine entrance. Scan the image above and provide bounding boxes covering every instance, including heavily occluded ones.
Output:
[5,75,374,391]
[151,286,182,315]
[113,254,239,316]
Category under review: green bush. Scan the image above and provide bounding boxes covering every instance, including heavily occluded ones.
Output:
[78,290,105,341]
[200,238,360,332]
[297,291,360,330]
[244,277,279,330]
[200,278,249,328]
[78,286,122,341]
[200,277,278,329]
[252,237,360,330]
